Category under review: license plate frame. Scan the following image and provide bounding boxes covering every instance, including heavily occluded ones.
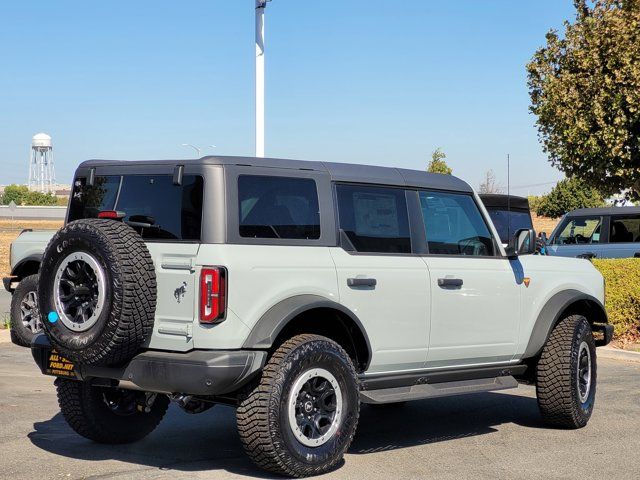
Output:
[45,349,79,379]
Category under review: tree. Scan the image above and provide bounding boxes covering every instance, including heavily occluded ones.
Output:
[1,184,29,205]
[527,0,640,200]
[478,169,503,194]
[536,177,605,218]
[427,148,452,175]
[1,184,57,206]
[25,190,58,206]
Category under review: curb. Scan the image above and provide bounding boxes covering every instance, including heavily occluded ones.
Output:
[597,346,640,364]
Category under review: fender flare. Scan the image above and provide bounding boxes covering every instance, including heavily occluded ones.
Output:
[523,289,608,359]
[11,254,43,277]
[242,294,372,368]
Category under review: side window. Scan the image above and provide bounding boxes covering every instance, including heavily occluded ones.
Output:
[335,184,411,254]
[609,216,640,243]
[419,191,496,256]
[238,175,320,239]
[552,217,602,245]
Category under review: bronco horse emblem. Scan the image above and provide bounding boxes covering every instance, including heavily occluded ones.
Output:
[174,282,187,303]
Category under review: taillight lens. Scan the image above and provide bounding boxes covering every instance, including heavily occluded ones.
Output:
[199,267,227,324]
[97,210,125,219]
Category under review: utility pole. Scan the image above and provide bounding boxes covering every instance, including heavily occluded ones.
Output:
[255,1,270,157]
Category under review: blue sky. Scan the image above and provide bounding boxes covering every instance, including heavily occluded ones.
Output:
[0,1,575,194]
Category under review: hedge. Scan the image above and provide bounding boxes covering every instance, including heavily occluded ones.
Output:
[592,258,640,340]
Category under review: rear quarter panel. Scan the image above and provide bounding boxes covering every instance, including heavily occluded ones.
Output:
[193,244,339,349]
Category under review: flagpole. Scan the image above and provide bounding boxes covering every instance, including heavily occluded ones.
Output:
[255,1,267,158]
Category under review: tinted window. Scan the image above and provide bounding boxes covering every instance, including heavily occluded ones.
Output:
[238,175,320,239]
[419,191,495,256]
[552,217,602,245]
[68,175,203,240]
[609,216,640,243]
[336,184,411,253]
[486,209,533,243]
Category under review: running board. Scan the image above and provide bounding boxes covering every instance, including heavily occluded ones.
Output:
[359,375,518,404]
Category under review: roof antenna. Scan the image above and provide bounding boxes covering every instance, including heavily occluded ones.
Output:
[507,153,511,239]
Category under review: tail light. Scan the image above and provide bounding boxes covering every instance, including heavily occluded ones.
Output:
[200,267,227,324]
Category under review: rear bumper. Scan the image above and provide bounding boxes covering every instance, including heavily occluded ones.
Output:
[31,334,267,396]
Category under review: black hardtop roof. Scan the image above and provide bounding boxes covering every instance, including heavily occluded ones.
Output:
[479,193,529,211]
[78,156,473,192]
[565,206,640,217]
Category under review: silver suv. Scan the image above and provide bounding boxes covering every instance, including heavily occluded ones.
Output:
[8,157,612,477]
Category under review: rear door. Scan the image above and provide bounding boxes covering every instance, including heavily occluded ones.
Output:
[606,215,640,258]
[417,190,521,368]
[330,183,430,374]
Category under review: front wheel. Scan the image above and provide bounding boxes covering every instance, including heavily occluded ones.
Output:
[56,379,169,444]
[10,274,42,347]
[236,334,360,477]
[536,315,597,428]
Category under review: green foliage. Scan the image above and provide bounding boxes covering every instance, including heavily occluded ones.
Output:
[527,195,544,214]
[593,258,640,340]
[1,184,29,205]
[535,178,605,218]
[25,191,58,206]
[527,0,640,200]
[427,148,452,175]
[1,184,58,206]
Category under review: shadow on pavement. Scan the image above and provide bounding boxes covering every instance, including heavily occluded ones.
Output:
[28,390,545,477]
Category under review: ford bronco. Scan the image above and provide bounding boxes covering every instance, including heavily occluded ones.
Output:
[6,156,612,477]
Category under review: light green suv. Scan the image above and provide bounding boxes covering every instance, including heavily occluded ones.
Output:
[8,156,613,477]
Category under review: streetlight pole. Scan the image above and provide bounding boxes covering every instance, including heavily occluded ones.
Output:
[255,1,269,158]
[181,143,202,157]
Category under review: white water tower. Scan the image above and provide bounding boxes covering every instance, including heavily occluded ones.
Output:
[28,132,55,193]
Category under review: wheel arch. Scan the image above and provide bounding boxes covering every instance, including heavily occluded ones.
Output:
[11,255,42,281]
[242,295,372,372]
[523,289,608,359]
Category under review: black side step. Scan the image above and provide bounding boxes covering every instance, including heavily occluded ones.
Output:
[359,375,518,404]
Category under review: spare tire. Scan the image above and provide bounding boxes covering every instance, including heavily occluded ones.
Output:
[38,219,157,366]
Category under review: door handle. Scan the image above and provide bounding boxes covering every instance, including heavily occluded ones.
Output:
[347,277,377,288]
[438,278,463,288]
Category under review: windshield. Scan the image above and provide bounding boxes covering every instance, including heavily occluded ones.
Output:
[486,209,533,243]
[68,174,203,241]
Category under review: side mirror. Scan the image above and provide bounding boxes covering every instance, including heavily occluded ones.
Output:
[505,228,536,259]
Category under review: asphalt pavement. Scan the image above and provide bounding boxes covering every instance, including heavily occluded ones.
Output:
[0,343,639,480]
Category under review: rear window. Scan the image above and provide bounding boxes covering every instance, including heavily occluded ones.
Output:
[238,175,320,239]
[336,184,411,254]
[68,174,204,241]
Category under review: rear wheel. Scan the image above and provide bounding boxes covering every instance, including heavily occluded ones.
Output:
[10,274,42,347]
[236,334,360,477]
[56,379,169,444]
[536,315,597,428]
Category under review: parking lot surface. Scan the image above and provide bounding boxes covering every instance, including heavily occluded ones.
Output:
[0,342,638,480]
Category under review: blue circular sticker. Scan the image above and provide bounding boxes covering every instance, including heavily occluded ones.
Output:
[47,311,59,323]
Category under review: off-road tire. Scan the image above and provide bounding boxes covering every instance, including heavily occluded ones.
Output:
[38,219,156,366]
[10,274,42,347]
[236,334,360,477]
[56,379,169,444]
[536,315,597,428]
